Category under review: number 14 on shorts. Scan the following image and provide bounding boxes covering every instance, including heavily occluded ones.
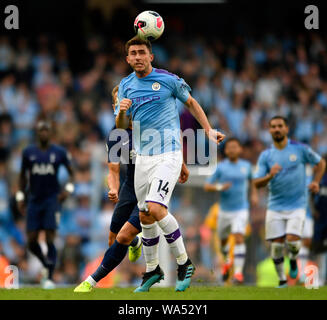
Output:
[157,179,169,200]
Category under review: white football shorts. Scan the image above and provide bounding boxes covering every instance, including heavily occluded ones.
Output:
[134,150,183,211]
[265,208,306,240]
[217,208,249,240]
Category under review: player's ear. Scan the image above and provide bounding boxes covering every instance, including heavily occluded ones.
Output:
[150,53,154,62]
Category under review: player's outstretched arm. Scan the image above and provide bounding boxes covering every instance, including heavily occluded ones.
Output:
[107,162,120,203]
[184,95,225,144]
[309,158,326,193]
[204,182,231,192]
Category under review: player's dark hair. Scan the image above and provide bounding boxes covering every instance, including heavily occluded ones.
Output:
[225,137,242,147]
[125,36,152,55]
[111,85,119,101]
[269,115,288,126]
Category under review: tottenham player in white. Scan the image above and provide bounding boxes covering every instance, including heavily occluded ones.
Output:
[115,37,225,292]
[253,116,325,288]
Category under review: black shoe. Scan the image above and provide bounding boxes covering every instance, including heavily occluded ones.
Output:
[134,265,164,292]
[175,259,195,292]
[276,280,288,288]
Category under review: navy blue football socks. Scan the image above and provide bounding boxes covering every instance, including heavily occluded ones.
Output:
[91,240,129,282]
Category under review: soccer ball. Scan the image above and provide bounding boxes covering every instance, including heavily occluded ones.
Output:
[134,11,164,41]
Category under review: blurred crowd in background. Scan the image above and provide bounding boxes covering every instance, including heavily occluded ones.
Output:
[1,11,327,286]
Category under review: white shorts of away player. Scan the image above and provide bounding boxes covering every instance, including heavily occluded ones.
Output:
[134,150,183,211]
[265,208,306,240]
[218,209,249,240]
[302,216,314,239]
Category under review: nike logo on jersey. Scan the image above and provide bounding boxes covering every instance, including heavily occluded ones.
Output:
[122,141,129,146]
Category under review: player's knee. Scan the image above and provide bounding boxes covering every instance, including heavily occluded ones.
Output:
[139,211,156,224]
[272,237,285,244]
[147,202,166,219]
[116,232,134,245]
[108,232,117,247]
[286,234,300,242]
[234,233,244,244]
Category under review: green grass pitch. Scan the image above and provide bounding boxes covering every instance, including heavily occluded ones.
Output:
[0,286,327,300]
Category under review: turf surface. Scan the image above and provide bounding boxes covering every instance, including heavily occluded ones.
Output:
[0,286,326,300]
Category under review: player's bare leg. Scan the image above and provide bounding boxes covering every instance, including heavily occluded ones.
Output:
[271,237,287,288]
[108,231,117,247]
[286,234,301,280]
[232,233,246,284]
[75,222,140,292]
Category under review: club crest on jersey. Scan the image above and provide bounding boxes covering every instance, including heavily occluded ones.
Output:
[152,82,160,91]
[289,154,297,162]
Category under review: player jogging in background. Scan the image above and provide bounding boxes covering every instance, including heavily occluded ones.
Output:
[253,116,326,288]
[16,120,75,289]
[74,85,143,293]
[204,138,258,284]
[115,37,225,292]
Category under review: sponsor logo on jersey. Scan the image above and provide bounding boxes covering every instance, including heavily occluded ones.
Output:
[152,82,161,91]
[131,96,160,104]
[32,163,55,175]
[50,153,56,163]
[289,154,297,162]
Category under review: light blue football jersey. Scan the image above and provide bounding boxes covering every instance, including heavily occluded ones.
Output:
[207,158,252,211]
[254,139,321,211]
[305,165,313,218]
[114,68,191,155]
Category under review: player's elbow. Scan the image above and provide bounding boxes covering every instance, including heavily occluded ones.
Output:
[185,95,195,110]
[320,158,326,172]
[253,179,262,189]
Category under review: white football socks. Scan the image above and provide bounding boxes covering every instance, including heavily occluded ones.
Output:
[271,242,286,281]
[234,243,246,274]
[157,213,188,265]
[286,240,301,260]
[86,275,97,287]
[141,222,160,272]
